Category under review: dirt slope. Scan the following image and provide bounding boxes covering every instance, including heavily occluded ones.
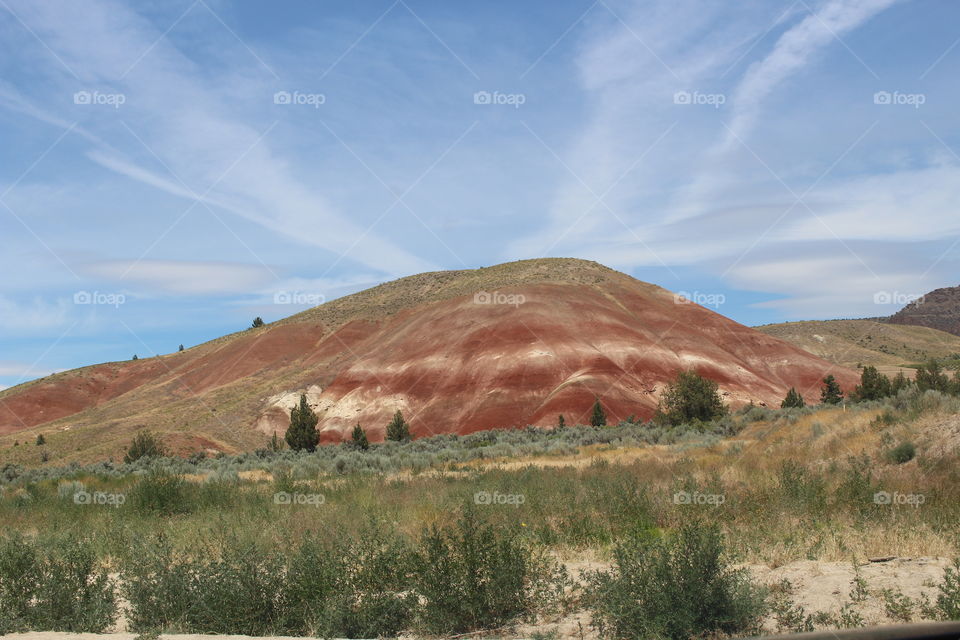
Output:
[756,319,960,371]
[0,259,856,463]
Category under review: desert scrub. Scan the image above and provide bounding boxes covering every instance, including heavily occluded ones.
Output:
[130,469,192,516]
[412,508,569,634]
[0,532,117,633]
[585,522,766,640]
[283,521,416,638]
[124,534,286,635]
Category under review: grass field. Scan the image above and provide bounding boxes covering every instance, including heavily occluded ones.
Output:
[2,388,960,638]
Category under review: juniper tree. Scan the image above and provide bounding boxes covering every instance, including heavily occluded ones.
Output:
[385,410,411,442]
[251,317,265,328]
[285,394,320,452]
[590,398,607,427]
[780,387,805,409]
[351,423,370,450]
[820,375,844,405]
[557,414,566,429]
[852,365,892,401]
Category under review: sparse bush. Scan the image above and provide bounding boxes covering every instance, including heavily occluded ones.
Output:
[887,441,916,465]
[130,470,192,516]
[0,533,116,633]
[585,522,766,640]
[124,430,166,464]
[413,509,565,634]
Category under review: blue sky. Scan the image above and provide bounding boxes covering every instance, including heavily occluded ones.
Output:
[1,0,959,389]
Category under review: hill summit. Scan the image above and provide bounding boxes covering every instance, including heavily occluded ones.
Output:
[0,258,855,463]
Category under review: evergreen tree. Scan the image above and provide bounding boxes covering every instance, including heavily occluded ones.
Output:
[780,387,805,408]
[852,365,892,401]
[385,410,411,442]
[655,371,727,426]
[820,375,844,405]
[351,423,370,450]
[590,398,607,427]
[891,370,912,394]
[178,344,184,352]
[916,359,950,392]
[35,434,46,446]
[132,354,138,360]
[556,414,566,429]
[285,393,320,452]
[251,316,265,328]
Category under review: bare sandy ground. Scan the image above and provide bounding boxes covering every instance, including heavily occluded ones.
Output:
[3,557,951,640]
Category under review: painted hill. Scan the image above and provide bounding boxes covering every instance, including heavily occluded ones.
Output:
[0,259,856,464]
[888,285,960,337]
[755,319,960,373]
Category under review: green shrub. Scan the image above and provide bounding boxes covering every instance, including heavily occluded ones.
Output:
[0,533,116,633]
[585,522,766,640]
[655,371,727,426]
[125,430,166,464]
[130,470,192,516]
[122,535,193,632]
[412,509,565,634]
[931,558,960,620]
[887,441,916,465]
[285,523,415,637]
[285,394,320,452]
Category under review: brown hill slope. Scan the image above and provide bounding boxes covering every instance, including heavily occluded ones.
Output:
[0,259,856,464]
[755,319,960,372]
[888,285,960,336]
